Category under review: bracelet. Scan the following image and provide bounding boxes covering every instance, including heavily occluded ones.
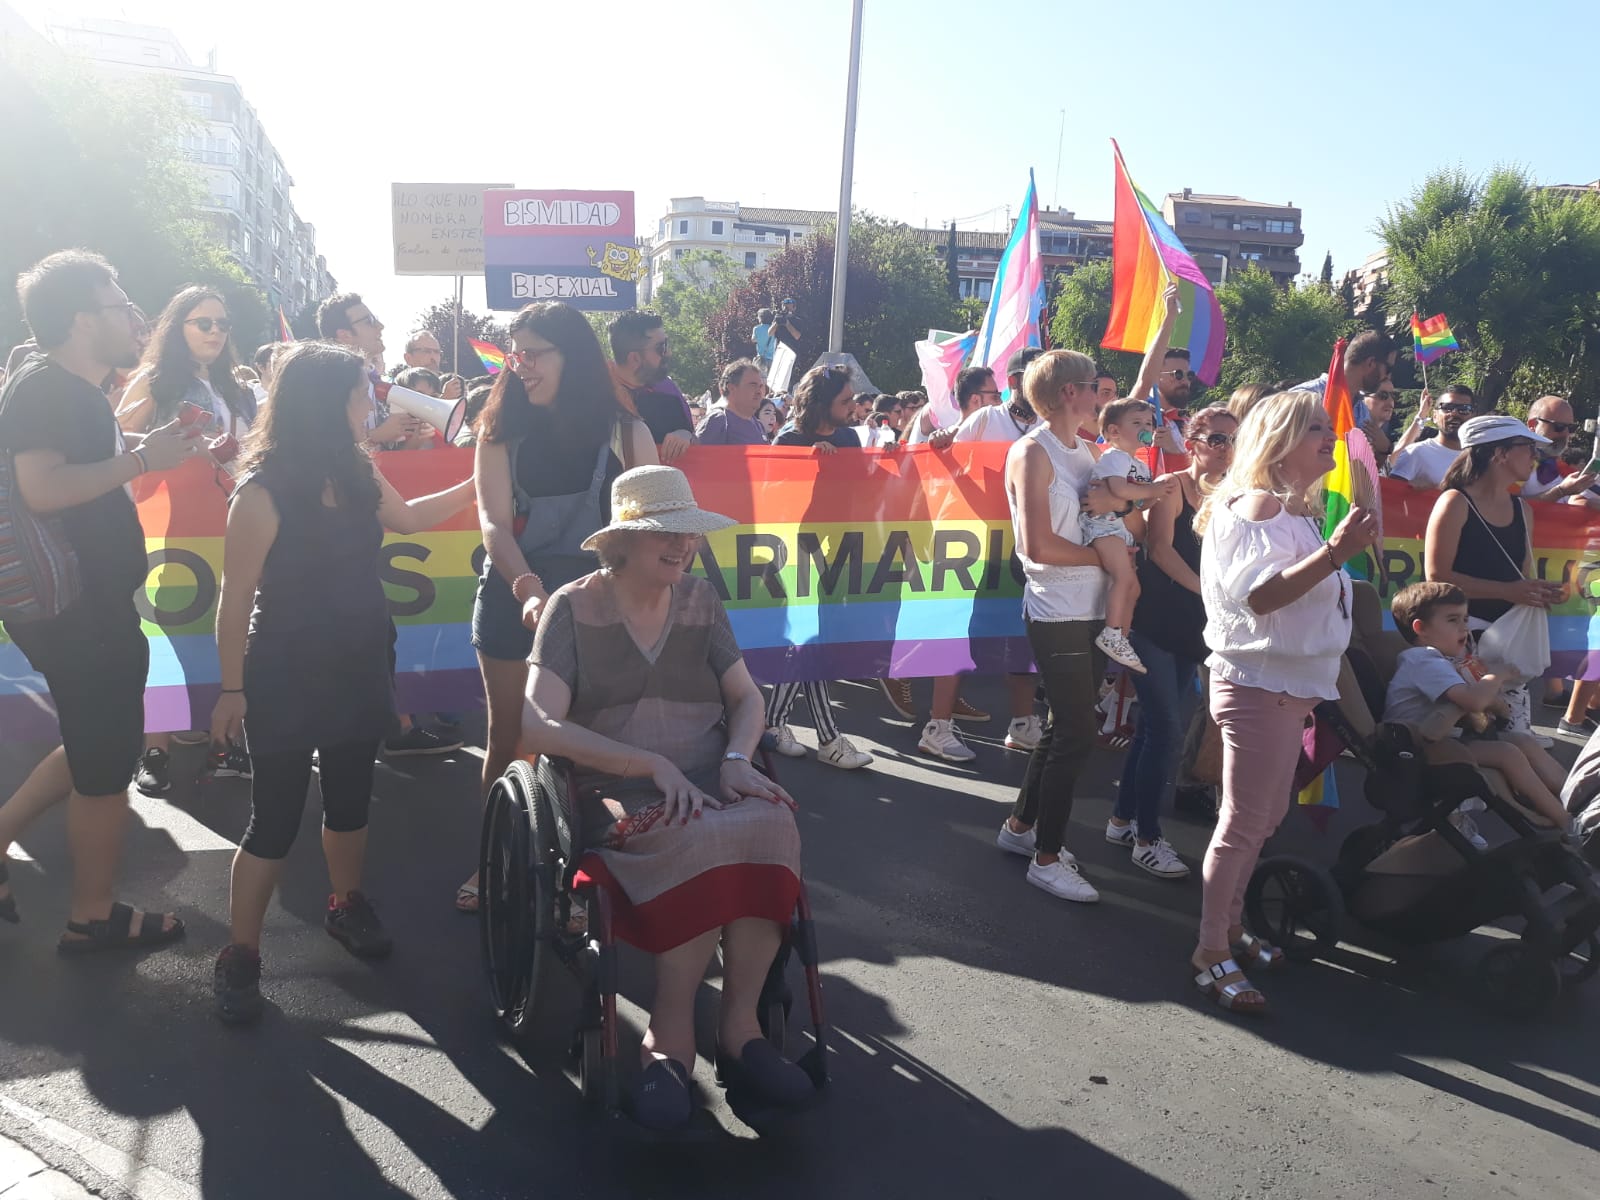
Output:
[511,572,543,604]
[130,448,149,475]
[1323,543,1340,572]
[220,688,244,694]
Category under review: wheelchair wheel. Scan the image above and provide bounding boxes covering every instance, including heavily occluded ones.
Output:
[1478,941,1562,1018]
[480,759,564,1037]
[1244,856,1344,964]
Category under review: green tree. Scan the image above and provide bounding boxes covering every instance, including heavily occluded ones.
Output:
[1046,259,1141,388]
[412,298,509,377]
[1379,166,1600,411]
[1319,251,1334,288]
[710,214,958,393]
[1213,265,1352,393]
[0,46,270,351]
[649,250,744,398]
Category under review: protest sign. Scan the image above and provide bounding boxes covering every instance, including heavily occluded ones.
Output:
[483,190,646,312]
[2,461,1598,743]
[767,343,796,393]
[391,183,509,276]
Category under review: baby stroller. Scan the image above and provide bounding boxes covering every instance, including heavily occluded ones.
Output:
[478,743,829,1135]
[1244,582,1600,1018]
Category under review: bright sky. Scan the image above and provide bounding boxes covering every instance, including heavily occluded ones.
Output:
[17,0,1599,350]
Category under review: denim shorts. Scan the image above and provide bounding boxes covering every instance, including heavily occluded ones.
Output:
[1081,512,1135,547]
[471,570,534,663]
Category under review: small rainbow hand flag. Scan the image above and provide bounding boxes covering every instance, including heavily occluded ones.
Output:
[470,338,506,374]
[277,306,292,342]
[1411,312,1459,366]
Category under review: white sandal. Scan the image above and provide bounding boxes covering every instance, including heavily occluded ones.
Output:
[1194,958,1267,1014]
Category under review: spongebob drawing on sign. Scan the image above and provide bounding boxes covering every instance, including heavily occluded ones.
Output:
[587,242,647,284]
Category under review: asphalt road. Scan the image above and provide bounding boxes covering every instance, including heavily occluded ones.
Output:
[1,680,1597,1200]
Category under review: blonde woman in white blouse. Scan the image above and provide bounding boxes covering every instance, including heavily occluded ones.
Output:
[1190,390,1379,1013]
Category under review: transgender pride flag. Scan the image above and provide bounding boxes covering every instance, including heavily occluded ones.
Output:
[970,171,1044,398]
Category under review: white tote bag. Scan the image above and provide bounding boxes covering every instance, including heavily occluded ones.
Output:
[1474,603,1552,680]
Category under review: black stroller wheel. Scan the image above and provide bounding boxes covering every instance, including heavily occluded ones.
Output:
[1244,856,1344,964]
[1477,942,1562,1018]
[1560,933,1600,985]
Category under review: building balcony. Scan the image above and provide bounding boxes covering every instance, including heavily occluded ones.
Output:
[184,148,240,167]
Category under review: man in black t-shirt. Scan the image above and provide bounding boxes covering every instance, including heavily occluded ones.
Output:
[608,311,695,462]
[769,298,803,357]
[0,251,201,948]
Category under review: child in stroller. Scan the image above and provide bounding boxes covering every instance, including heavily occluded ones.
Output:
[1383,581,1576,842]
[1245,580,1600,1017]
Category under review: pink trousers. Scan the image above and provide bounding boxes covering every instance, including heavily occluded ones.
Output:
[1199,676,1318,952]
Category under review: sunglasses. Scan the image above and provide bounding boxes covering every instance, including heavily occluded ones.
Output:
[1436,403,1474,415]
[1161,368,1193,380]
[1536,419,1576,434]
[1194,432,1235,448]
[1372,390,1400,402]
[184,317,233,334]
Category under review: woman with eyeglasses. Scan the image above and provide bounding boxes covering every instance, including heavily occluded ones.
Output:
[766,365,874,770]
[1106,405,1237,879]
[1190,390,1378,1013]
[1424,416,1565,739]
[116,287,258,797]
[455,302,658,913]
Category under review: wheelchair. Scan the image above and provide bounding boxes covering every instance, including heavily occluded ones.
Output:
[478,749,829,1130]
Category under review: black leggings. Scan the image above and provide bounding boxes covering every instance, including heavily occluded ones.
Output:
[240,741,380,860]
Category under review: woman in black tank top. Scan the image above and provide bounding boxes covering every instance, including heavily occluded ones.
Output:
[207,342,473,1025]
[1114,406,1237,870]
[1423,417,1564,742]
[1423,420,1562,622]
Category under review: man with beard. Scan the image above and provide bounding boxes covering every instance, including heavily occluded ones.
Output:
[1521,395,1596,502]
[1390,383,1475,489]
[317,293,416,449]
[608,310,694,463]
[0,251,204,948]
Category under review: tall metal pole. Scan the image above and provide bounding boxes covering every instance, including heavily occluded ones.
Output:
[827,0,865,353]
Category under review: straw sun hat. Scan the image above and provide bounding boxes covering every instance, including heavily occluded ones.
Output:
[579,466,736,552]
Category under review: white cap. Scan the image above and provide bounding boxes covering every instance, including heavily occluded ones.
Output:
[1458,414,1549,449]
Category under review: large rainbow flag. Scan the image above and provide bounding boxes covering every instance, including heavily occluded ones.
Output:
[1322,340,1357,535]
[4,451,1600,742]
[969,172,1043,398]
[1102,140,1226,385]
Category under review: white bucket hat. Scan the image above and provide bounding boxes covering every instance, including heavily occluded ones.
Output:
[580,466,736,551]
[1458,414,1550,449]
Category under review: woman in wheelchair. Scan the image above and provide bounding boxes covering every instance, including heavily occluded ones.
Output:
[521,465,813,1131]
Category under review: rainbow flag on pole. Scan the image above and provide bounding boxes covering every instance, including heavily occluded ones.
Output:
[1102,140,1226,385]
[969,172,1044,398]
[1411,312,1459,365]
[277,306,292,342]
[1322,339,1356,537]
[470,338,506,374]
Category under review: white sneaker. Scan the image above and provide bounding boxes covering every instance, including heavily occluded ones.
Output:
[1005,715,1043,751]
[996,822,1078,867]
[1026,857,1100,903]
[1094,627,1147,674]
[767,725,806,758]
[918,719,976,763]
[1105,818,1137,846]
[817,734,872,770]
[1131,838,1191,879]
[996,821,1036,857]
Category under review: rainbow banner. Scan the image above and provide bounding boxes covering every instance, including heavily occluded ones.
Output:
[4,452,1600,742]
[1102,139,1226,385]
[470,339,506,374]
[1411,312,1460,366]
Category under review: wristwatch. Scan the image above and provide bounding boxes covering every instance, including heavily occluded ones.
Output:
[722,751,750,765]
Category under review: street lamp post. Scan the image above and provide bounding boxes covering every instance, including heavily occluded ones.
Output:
[827,0,865,354]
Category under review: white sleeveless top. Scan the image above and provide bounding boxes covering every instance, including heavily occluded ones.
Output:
[1004,425,1107,623]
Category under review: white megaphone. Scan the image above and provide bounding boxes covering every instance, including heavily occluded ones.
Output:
[375,381,466,442]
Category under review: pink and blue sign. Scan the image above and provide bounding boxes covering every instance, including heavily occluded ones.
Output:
[483,189,642,312]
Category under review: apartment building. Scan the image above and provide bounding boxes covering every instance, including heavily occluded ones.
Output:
[47,18,337,317]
